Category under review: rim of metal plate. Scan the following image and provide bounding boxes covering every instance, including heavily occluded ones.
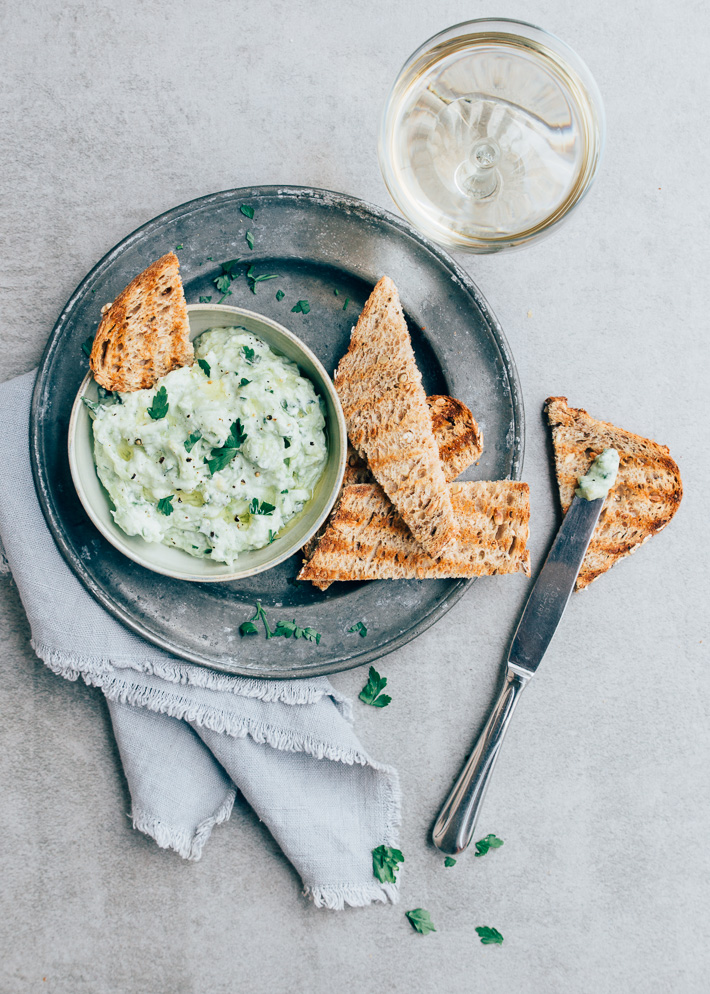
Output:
[30,185,525,678]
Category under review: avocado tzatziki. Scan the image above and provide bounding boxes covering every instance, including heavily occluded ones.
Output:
[575,447,619,501]
[88,327,328,564]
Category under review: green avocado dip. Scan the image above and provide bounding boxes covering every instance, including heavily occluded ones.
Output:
[88,327,328,564]
[575,447,619,501]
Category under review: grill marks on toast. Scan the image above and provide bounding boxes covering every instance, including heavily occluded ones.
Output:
[545,397,682,590]
[298,482,530,586]
[334,277,457,558]
[90,252,192,392]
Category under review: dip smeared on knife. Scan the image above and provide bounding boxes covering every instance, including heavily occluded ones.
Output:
[90,327,327,564]
[575,447,619,501]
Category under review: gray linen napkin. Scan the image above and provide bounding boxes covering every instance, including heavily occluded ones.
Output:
[0,371,400,909]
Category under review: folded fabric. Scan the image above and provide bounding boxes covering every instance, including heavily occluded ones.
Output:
[0,371,400,909]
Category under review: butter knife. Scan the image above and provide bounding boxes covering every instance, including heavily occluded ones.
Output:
[432,494,605,855]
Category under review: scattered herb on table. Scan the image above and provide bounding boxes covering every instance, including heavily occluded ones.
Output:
[372,845,404,884]
[184,430,202,453]
[206,256,213,261]
[348,621,368,638]
[246,265,278,293]
[205,419,247,474]
[405,909,436,935]
[147,386,169,420]
[343,297,350,311]
[474,834,504,858]
[213,259,243,302]
[245,230,254,250]
[156,495,174,516]
[240,204,255,219]
[175,244,183,251]
[199,295,212,303]
[275,289,285,301]
[249,498,276,516]
[444,856,457,867]
[197,359,211,377]
[291,299,310,314]
[334,289,340,296]
[239,600,322,643]
[359,665,391,708]
[475,926,504,945]
[81,335,94,358]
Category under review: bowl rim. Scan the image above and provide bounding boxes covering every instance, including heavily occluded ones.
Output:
[67,303,347,582]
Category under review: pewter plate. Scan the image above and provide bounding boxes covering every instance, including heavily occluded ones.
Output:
[30,186,524,679]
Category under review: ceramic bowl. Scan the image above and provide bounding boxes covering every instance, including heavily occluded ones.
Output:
[68,304,347,581]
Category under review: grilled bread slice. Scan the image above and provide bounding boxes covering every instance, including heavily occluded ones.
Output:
[545,397,683,590]
[298,481,530,586]
[343,395,483,487]
[90,252,192,392]
[334,277,457,558]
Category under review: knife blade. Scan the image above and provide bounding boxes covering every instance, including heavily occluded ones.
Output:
[432,495,604,855]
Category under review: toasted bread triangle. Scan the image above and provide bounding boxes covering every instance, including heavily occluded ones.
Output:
[545,397,683,590]
[90,252,193,392]
[334,277,457,558]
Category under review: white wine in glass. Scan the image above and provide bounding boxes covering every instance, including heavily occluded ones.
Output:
[379,19,605,253]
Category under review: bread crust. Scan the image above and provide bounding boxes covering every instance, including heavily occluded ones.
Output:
[90,252,192,392]
[545,396,683,590]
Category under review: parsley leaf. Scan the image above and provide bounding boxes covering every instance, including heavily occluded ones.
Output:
[81,335,94,358]
[343,297,350,310]
[359,665,391,707]
[474,834,504,858]
[240,204,255,219]
[405,909,436,935]
[199,295,212,303]
[291,299,310,314]
[220,259,242,277]
[246,265,278,293]
[249,498,276,515]
[283,436,291,448]
[214,274,231,294]
[147,386,169,420]
[184,430,202,453]
[348,621,368,638]
[175,243,183,251]
[240,601,322,643]
[239,621,259,636]
[156,495,174,516]
[475,926,504,945]
[372,845,404,884]
[238,377,251,386]
[334,289,340,296]
[197,359,211,377]
[245,230,254,250]
[444,856,457,867]
[205,419,247,474]
[275,289,285,301]
[268,529,276,544]
[242,345,260,364]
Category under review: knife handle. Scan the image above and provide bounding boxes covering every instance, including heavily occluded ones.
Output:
[432,669,528,855]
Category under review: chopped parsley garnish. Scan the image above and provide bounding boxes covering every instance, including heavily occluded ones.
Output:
[444,856,457,867]
[245,230,254,250]
[348,621,368,638]
[475,926,504,945]
[156,495,174,516]
[205,419,247,474]
[184,430,202,453]
[81,335,94,358]
[291,299,310,314]
[239,600,322,643]
[268,529,276,544]
[242,345,259,364]
[334,289,340,296]
[175,244,183,251]
[280,489,288,494]
[283,437,291,448]
[147,386,169,420]
[405,909,436,935]
[199,295,212,303]
[275,289,285,301]
[240,204,255,219]
[474,834,504,858]
[359,665,391,707]
[246,265,278,293]
[249,498,276,516]
[197,359,211,377]
[238,377,251,386]
[372,845,404,884]
[206,256,213,261]
[343,297,350,310]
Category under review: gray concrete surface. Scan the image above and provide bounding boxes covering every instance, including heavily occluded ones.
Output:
[2,1,709,991]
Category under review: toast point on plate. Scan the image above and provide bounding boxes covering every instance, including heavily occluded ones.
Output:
[90,252,192,392]
[545,396,683,590]
[298,481,530,587]
[334,276,457,558]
